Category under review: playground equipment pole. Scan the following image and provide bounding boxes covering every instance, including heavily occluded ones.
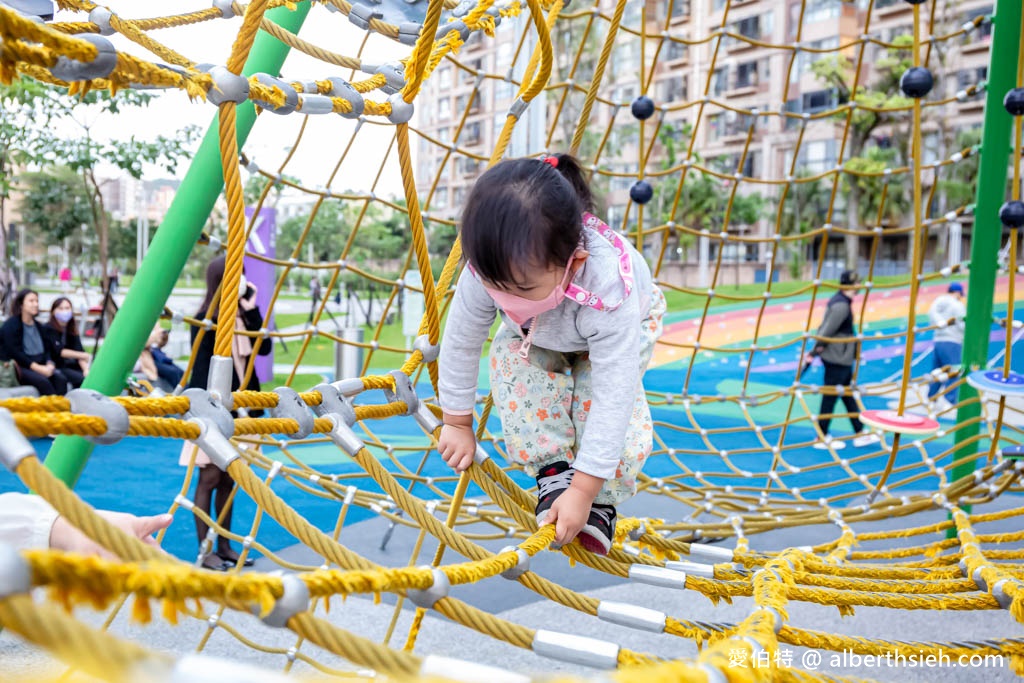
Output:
[948,0,1022,524]
[44,5,312,487]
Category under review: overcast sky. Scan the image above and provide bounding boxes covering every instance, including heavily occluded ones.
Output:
[63,1,410,198]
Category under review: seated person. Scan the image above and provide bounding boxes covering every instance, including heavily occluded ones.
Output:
[138,325,184,392]
[0,289,70,396]
[43,296,90,389]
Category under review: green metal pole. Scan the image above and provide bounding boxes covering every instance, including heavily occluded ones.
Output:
[947,0,1021,531]
[44,4,312,487]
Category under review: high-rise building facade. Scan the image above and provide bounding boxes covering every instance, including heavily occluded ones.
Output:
[414,0,994,284]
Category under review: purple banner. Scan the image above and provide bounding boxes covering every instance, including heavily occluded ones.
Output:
[244,207,276,384]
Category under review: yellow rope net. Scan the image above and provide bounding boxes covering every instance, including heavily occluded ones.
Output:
[1,0,1024,681]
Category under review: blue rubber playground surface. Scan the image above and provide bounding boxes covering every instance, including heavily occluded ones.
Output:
[2,305,1021,562]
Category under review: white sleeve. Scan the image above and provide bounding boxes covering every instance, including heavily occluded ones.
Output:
[438,267,498,415]
[573,293,642,480]
[0,492,59,550]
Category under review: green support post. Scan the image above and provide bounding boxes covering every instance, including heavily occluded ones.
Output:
[44,4,312,487]
[947,0,1022,533]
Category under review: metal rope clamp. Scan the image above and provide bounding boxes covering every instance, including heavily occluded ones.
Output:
[271,387,314,439]
[348,3,383,31]
[66,389,129,446]
[3,0,55,21]
[406,567,450,608]
[327,77,365,119]
[50,34,118,82]
[373,62,406,95]
[188,416,239,471]
[0,408,38,472]
[212,0,235,18]
[0,543,31,599]
[498,545,530,580]
[311,383,363,457]
[252,73,299,115]
[184,388,236,440]
[348,0,429,30]
[256,573,310,628]
[384,370,419,416]
[204,65,250,106]
[413,334,439,363]
[205,356,235,410]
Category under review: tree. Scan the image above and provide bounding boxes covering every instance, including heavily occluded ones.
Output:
[0,77,56,305]
[0,78,197,291]
[811,37,913,269]
[18,167,95,268]
[779,173,832,279]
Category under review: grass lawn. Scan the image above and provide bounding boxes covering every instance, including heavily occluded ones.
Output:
[268,272,950,373]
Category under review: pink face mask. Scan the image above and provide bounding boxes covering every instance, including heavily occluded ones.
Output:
[475,256,576,327]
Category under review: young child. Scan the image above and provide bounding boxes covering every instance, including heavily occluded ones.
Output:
[437,154,665,555]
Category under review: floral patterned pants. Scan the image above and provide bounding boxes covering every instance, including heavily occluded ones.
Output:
[488,287,666,505]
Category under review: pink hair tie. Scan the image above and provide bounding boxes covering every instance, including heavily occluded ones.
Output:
[543,155,559,168]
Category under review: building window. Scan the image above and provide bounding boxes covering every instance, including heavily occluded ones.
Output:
[791,38,839,83]
[437,98,450,121]
[666,39,687,62]
[798,140,837,174]
[660,75,687,103]
[743,150,761,178]
[671,0,689,19]
[435,186,448,209]
[804,0,841,23]
[735,60,761,89]
[438,68,452,91]
[711,67,729,96]
[464,121,482,145]
[734,12,772,42]
[966,5,993,39]
[956,66,987,90]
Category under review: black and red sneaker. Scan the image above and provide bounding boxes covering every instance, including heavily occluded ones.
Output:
[535,461,574,526]
[578,504,617,556]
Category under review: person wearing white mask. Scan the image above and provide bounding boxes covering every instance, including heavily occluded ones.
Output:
[44,296,90,388]
[180,255,270,571]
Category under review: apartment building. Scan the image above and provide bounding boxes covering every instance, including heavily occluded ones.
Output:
[415,0,995,284]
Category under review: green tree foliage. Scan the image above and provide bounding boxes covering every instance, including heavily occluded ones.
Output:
[653,123,765,264]
[278,200,412,278]
[810,37,913,268]
[0,77,197,293]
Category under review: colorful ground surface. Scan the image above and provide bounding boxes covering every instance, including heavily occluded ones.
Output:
[2,279,1021,561]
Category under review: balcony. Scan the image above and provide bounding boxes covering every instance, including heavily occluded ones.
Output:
[876,0,910,18]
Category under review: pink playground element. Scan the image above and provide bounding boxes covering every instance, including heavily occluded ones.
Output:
[651,277,1015,368]
[860,409,940,435]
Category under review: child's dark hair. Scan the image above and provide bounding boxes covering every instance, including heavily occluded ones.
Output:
[460,153,593,287]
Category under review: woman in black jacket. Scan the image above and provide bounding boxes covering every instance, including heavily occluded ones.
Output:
[44,297,90,389]
[180,256,271,570]
[0,289,70,395]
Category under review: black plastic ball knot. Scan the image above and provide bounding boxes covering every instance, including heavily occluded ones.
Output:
[630,180,654,205]
[899,67,933,99]
[1005,88,1024,116]
[630,95,656,121]
[903,0,927,4]
[1000,200,1024,229]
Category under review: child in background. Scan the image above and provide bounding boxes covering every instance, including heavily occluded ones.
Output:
[437,154,665,555]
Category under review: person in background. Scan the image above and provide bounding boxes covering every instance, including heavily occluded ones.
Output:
[59,266,72,294]
[309,277,321,322]
[0,289,70,396]
[44,297,89,389]
[181,256,270,571]
[805,270,879,450]
[139,324,185,392]
[0,492,171,557]
[927,282,966,410]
